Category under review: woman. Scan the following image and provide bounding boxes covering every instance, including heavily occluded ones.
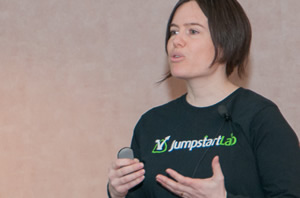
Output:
[108,0,300,197]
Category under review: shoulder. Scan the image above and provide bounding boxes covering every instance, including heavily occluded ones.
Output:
[133,94,186,131]
[141,94,186,119]
[234,88,276,107]
[227,88,285,131]
[230,88,278,116]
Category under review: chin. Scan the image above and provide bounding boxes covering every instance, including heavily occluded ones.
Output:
[170,65,193,78]
[170,65,185,76]
[170,71,191,80]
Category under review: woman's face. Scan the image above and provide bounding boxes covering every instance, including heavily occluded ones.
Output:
[167,1,220,81]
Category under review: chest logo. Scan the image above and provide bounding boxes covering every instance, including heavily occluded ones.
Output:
[152,136,171,153]
[152,134,237,154]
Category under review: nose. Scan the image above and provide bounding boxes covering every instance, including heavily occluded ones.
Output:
[172,33,186,48]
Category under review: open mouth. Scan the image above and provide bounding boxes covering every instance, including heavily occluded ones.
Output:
[170,53,184,62]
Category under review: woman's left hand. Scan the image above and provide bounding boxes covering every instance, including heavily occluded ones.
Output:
[156,156,226,198]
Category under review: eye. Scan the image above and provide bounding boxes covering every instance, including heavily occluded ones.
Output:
[170,29,179,36]
[189,29,199,35]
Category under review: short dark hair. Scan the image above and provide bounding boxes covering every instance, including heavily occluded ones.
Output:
[164,0,252,78]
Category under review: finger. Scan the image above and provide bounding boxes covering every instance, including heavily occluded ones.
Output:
[156,174,184,196]
[109,170,145,196]
[112,158,139,169]
[119,174,145,192]
[115,168,145,187]
[211,156,224,181]
[117,161,144,178]
[165,169,192,186]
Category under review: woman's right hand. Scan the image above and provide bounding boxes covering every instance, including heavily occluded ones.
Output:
[108,158,145,198]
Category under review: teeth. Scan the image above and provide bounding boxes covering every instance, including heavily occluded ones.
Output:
[174,55,180,58]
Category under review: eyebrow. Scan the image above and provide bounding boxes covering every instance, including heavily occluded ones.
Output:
[169,22,205,29]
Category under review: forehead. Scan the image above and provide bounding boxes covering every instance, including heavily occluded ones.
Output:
[172,1,207,25]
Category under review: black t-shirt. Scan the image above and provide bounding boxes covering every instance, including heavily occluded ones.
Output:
[126,88,300,198]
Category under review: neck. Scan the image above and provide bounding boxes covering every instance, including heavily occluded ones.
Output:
[185,74,238,108]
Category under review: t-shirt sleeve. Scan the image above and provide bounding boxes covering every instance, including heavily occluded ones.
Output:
[227,105,300,198]
[249,105,300,197]
[130,116,144,160]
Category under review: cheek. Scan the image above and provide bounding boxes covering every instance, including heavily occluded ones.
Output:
[205,39,216,57]
[206,46,216,61]
[193,42,215,62]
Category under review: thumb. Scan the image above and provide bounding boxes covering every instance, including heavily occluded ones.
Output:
[211,156,224,180]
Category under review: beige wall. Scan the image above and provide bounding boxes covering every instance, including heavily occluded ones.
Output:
[0,0,299,197]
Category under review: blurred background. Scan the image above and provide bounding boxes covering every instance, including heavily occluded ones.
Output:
[0,0,299,197]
